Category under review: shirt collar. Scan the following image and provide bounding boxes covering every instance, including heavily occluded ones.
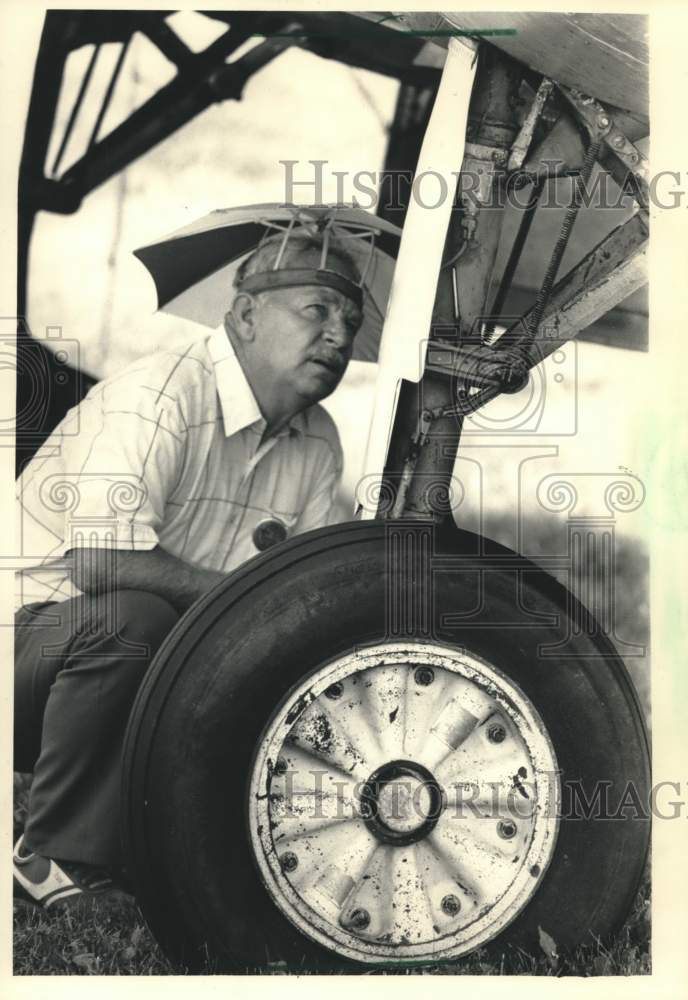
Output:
[206,326,305,440]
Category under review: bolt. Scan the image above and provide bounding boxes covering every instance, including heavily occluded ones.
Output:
[359,800,374,819]
[499,360,529,395]
[325,682,343,700]
[629,152,639,163]
[613,135,625,149]
[497,820,517,840]
[441,894,461,917]
[273,756,288,776]
[597,114,610,129]
[487,723,506,744]
[280,852,298,873]
[414,667,435,687]
[342,907,370,931]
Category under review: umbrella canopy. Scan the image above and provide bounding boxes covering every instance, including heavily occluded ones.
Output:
[134,204,402,363]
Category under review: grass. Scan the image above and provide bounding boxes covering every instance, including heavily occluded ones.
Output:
[12,867,650,976]
[13,896,172,975]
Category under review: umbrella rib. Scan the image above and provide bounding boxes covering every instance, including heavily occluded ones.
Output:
[320,225,330,269]
[358,232,377,287]
[273,214,297,269]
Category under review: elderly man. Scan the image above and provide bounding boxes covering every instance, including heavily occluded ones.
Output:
[13,232,363,908]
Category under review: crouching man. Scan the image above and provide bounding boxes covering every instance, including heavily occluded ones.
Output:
[14,232,363,908]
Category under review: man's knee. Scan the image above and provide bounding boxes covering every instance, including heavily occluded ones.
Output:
[107,590,180,647]
[64,590,180,666]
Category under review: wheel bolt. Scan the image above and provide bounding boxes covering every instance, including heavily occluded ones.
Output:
[487,723,506,743]
[441,894,461,917]
[414,667,435,687]
[273,756,288,776]
[342,907,370,931]
[325,682,343,700]
[359,800,374,819]
[497,820,517,840]
[280,851,298,873]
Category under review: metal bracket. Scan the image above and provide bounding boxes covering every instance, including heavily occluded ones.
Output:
[422,211,648,416]
[558,85,649,209]
[424,341,529,396]
[464,141,509,168]
[508,77,555,171]
[389,408,438,518]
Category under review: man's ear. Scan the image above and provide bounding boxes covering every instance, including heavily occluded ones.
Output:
[225,292,257,343]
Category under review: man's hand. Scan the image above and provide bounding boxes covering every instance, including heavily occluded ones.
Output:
[65,546,226,612]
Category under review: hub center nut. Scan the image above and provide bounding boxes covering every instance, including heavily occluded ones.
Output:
[377,776,432,835]
[359,760,444,846]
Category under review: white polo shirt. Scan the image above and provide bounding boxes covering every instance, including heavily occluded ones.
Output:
[15,327,343,609]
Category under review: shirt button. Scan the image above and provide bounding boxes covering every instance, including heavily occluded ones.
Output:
[253,518,287,551]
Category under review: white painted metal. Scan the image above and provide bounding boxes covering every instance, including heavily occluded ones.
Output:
[249,642,560,964]
[359,37,478,518]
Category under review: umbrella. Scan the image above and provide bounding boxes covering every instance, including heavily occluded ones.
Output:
[134,203,401,363]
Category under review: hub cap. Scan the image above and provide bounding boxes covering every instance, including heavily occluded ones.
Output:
[249,642,560,964]
[359,760,443,845]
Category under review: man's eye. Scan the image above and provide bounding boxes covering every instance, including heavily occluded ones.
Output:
[305,303,327,319]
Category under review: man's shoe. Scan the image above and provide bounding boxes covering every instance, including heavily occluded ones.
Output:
[13,834,121,909]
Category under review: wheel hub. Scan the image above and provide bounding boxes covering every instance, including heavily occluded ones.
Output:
[249,642,560,964]
[360,760,443,845]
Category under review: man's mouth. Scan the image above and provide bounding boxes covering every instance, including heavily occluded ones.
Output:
[309,355,344,376]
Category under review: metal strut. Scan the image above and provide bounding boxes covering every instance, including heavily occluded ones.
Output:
[525,137,601,342]
[372,42,525,521]
[408,90,648,427]
[453,131,601,418]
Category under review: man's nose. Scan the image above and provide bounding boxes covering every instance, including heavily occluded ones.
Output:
[322,314,351,348]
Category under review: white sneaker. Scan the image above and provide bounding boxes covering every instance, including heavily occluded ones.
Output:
[13,834,118,909]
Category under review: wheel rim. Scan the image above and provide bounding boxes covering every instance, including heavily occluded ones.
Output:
[249,642,560,964]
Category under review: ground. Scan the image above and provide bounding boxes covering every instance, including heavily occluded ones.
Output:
[12,868,650,975]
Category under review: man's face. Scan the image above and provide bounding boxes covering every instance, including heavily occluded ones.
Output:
[246,256,363,408]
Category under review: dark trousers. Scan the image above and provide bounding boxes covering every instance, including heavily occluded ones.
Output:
[14,590,179,866]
